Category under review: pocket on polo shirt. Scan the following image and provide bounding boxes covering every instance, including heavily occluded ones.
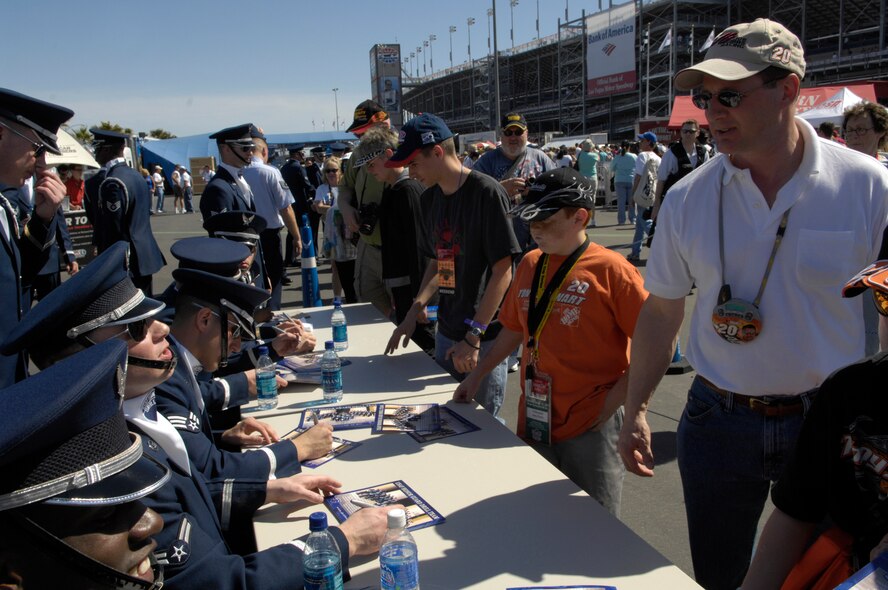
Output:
[795,229,857,287]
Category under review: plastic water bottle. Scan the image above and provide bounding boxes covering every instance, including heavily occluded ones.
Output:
[256,346,278,410]
[331,298,348,351]
[302,512,343,590]
[380,508,419,590]
[321,341,343,403]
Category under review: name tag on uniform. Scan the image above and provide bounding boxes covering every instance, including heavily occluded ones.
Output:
[524,368,552,446]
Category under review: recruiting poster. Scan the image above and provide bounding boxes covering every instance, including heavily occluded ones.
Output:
[370,44,403,128]
[585,2,637,97]
[326,480,445,531]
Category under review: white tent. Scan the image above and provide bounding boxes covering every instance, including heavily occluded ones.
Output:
[799,87,867,127]
[45,128,99,169]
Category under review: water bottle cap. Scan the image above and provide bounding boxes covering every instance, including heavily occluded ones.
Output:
[308,511,328,531]
[333,297,341,307]
[258,346,269,356]
[325,340,334,350]
[386,508,407,529]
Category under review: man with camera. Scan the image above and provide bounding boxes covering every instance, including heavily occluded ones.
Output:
[472,112,556,252]
[337,100,394,317]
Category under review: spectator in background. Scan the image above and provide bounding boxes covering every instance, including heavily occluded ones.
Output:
[610,143,638,226]
[181,164,194,213]
[201,164,215,183]
[473,112,557,251]
[313,156,357,303]
[627,132,660,262]
[171,165,183,214]
[555,145,573,168]
[152,165,165,213]
[140,167,154,215]
[846,101,888,355]
[64,164,85,209]
[817,120,838,140]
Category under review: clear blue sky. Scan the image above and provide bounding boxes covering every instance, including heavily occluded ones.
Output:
[5,0,608,137]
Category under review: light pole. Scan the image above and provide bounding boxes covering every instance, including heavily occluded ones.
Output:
[564,0,569,22]
[429,34,436,73]
[332,88,339,131]
[535,0,540,39]
[409,52,415,77]
[423,40,429,76]
[510,0,519,49]
[467,17,475,63]
[416,45,422,77]
[487,8,493,55]
[449,25,456,69]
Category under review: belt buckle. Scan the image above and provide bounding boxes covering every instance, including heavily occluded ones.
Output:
[748,397,772,411]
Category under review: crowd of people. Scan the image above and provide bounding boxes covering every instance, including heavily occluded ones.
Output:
[1,16,888,590]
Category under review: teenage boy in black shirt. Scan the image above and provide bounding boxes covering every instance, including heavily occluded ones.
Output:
[383,113,520,420]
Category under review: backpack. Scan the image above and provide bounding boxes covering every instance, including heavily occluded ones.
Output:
[633,155,659,208]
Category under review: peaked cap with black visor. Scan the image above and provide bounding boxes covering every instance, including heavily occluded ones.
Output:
[0,339,170,589]
[170,237,270,368]
[0,88,74,156]
[209,123,264,167]
[0,241,175,373]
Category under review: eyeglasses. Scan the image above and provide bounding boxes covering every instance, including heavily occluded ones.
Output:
[691,78,776,110]
[681,129,698,135]
[843,126,874,137]
[0,120,48,157]
[191,303,244,338]
[324,169,340,173]
[502,128,525,137]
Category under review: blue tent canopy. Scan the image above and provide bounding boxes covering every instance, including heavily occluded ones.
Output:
[139,130,357,184]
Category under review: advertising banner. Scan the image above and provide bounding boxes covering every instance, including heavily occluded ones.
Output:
[586,2,637,98]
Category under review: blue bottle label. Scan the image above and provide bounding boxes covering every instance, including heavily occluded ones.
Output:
[257,374,277,399]
[322,369,342,393]
[332,324,347,343]
[304,564,343,590]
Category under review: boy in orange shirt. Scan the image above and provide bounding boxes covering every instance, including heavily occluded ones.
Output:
[454,168,648,516]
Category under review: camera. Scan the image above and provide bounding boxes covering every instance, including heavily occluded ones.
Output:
[358,202,380,236]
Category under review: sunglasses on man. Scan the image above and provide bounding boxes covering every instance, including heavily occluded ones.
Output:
[691,75,785,110]
[0,120,48,157]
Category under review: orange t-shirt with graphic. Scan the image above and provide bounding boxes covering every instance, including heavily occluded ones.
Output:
[499,243,648,443]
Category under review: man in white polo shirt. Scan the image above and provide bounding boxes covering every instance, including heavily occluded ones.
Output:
[617,19,888,590]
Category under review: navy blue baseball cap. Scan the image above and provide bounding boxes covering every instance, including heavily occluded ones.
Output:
[637,131,658,144]
[203,212,267,245]
[90,127,129,149]
[0,88,74,156]
[509,168,595,222]
[0,339,170,511]
[1,242,165,359]
[209,123,265,143]
[386,113,454,167]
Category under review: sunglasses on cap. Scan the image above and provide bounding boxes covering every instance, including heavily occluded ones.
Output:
[0,120,48,157]
[502,128,525,137]
[691,72,789,111]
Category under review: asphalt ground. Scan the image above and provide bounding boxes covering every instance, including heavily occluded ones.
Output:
[147,194,775,583]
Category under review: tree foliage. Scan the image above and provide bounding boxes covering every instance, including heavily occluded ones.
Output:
[148,128,177,139]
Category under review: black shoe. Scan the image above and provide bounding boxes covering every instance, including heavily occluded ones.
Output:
[281,276,293,286]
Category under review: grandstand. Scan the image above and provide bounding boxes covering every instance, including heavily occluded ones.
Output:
[399,0,888,141]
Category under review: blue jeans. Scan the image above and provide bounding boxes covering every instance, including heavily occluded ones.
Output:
[154,187,164,212]
[615,182,634,225]
[629,213,652,258]
[434,331,506,422]
[184,187,194,212]
[677,377,815,590]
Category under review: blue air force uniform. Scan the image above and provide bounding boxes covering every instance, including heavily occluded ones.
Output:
[0,244,352,589]
[0,88,72,387]
[198,164,255,218]
[85,153,166,283]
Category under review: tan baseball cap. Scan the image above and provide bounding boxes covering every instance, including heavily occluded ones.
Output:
[674,19,805,90]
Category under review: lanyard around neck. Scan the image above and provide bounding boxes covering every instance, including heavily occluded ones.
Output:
[527,237,590,354]
[717,171,790,307]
